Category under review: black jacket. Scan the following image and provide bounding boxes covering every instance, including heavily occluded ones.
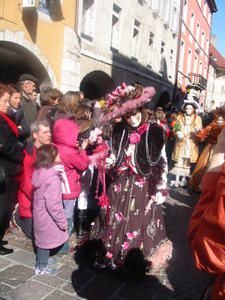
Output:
[111,121,165,178]
[8,107,30,143]
[0,116,24,176]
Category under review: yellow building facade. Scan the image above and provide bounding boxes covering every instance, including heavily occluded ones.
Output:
[0,0,80,91]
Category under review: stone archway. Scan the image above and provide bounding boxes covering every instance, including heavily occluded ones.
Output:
[157,90,171,109]
[80,70,115,99]
[0,30,57,88]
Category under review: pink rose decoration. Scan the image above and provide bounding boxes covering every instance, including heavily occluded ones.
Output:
[106,251,113,259]
[115,212,125,222]
[97,194,109,208]
[114,183,121,193]
[129,132,141,144]
[121,241,130,250]
[135,176,146,188]
[157,219,160,228]
[126,231,138,240]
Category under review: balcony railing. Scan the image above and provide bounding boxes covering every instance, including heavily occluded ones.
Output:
[189,73,207,90]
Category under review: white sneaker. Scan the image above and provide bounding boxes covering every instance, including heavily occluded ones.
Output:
[35,265,59,276]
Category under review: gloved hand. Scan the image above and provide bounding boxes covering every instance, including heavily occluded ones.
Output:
[176,131,184,141]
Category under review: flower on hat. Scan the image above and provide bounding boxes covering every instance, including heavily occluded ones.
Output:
[101,83,155,124]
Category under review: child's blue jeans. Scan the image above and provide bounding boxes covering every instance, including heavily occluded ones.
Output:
[36,248,49,268]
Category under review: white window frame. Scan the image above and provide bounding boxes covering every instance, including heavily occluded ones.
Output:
[187,48,192,76]
[201,31,205,49]
[199,61,203,75]
[171,1,178,33]
[110,3,122,50]
[194,55,198,74]
[179,40,185,71]
[169,48,174,79]
[196,23,200,43]
[132,19,141,59]
[183,0,188,23]
[190,12,195,34]
[80,0,97,42]
[147,31,155,67]
[163,0,170,25]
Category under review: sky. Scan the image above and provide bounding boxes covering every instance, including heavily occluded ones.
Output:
[212,0,225,57]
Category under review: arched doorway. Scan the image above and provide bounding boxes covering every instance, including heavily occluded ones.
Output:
[0,41,52,89]
[80,71,115,99]
[157,91,171,109]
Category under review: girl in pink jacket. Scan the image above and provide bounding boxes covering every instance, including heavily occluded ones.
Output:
[32,144,68,275]
[53,118,90,252]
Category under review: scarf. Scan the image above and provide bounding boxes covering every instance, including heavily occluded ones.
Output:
[0,112,18,137]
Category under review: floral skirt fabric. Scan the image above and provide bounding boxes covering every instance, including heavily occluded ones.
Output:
[92,171,167,264]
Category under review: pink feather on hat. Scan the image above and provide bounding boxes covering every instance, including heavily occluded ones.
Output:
[101,85,156,124]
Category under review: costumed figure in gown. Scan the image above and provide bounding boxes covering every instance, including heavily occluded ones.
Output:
[188,128,225,300]
[189,114,225,191]
[85,83,172,271]
[170,98,202,187]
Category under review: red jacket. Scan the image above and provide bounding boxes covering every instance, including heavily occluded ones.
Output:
[17,143,36,218]
[53,119,90,200]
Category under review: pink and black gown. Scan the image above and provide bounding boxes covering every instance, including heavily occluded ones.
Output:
[92,122,172,269]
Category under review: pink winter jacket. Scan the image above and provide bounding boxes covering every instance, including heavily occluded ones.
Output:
[53,119,90,200]
[32,167,68,249]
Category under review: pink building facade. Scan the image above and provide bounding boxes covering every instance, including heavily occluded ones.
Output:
[177,0,217,106]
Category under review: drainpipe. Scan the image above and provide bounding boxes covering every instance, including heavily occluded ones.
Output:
[172,0,184,104]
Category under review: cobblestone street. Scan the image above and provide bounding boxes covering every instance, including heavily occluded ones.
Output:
[0,187,212,300]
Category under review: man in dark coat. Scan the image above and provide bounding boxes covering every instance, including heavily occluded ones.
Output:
[0,83,24,255]
[7,84,30,145]
[17,74,39,128]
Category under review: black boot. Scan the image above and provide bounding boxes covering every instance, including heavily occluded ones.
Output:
[0,245,13,255]
[76,209,89,246]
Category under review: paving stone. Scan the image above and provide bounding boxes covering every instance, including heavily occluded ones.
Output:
[2,188,212,299]
[0,265,34,286]
[61,282,76,294]
[7,250,35,268]
[12,280,53,300]
[151,294,175,300]
[77,274,123,300]
[0,258,12,270]
[0,284,13,300]
[60,254,76,267]
[44,290,79,300]
[34,275,65,288]
[57,265,74,282]
[71,268,96,289]
[118,283,156,300]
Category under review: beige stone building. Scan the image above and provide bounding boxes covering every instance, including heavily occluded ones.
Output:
[0,0,80,92]
[205,43,225,110]
[77,0,181,107]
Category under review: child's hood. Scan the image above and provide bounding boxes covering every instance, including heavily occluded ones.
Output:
[53,119,79,147]
[32,167,57,189]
